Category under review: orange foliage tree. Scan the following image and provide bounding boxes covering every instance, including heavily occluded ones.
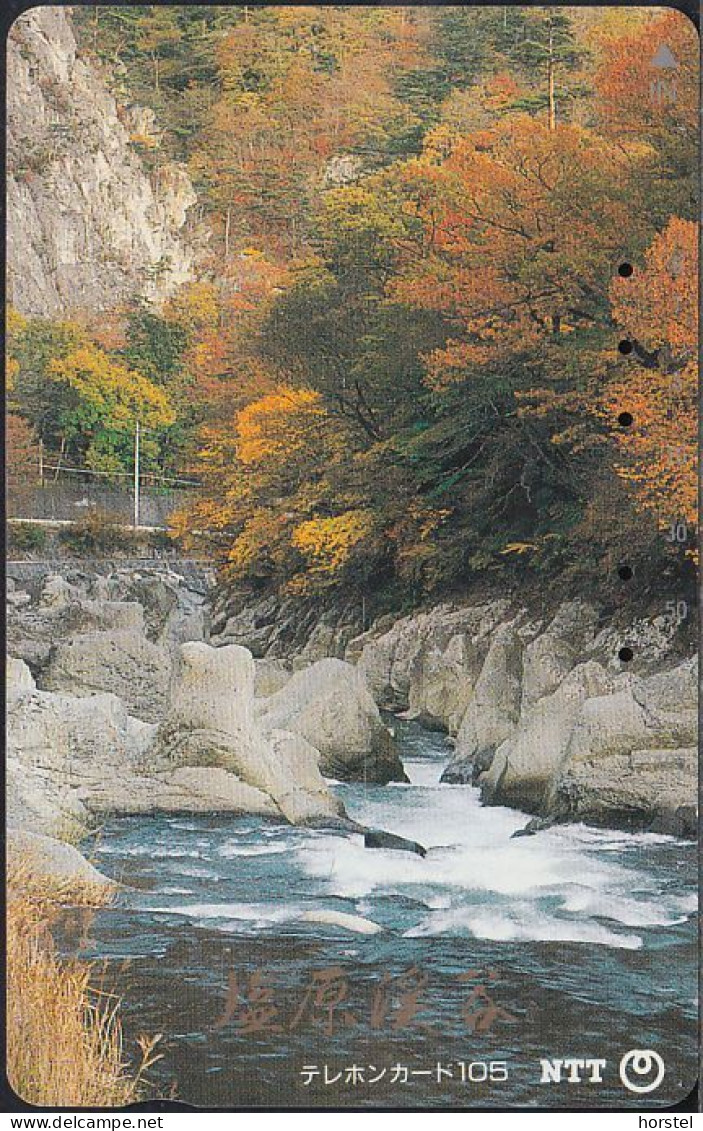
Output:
[603,217,698,533]
[392,115,647,388]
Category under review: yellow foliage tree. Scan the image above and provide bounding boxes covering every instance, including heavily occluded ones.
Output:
[47,342,176,476]
[48,344,176,432]
[235,387,332,483]
[291,510,375,587]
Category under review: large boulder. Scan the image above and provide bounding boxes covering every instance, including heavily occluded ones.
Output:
[7,829,116,896]
[7,685,154,839]
[257,657,405,783]
[85,766,280,820]
[443,623,524,783]
[479,661,613,812]
[546,664,698,834]
[267,729,347,825]
[42,629,171,722]
[551,746,697,837]
[150,642,345,824]
[7,640,345,834]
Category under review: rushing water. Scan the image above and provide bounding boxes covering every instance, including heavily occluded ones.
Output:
[76,718,697,1109]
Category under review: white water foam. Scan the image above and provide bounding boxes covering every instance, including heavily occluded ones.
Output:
[405,906,643,949]
[218,842,291,858]
[98,844,205,859]
[142,900,305,930]
[297,766,694,948]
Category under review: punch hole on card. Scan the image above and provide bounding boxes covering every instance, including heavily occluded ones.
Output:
[614,261,635,657]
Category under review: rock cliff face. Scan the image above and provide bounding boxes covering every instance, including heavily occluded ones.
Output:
[7,7,198,317]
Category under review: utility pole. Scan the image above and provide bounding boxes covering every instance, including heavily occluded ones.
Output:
[134,421,141,529]
[547,17,556,131]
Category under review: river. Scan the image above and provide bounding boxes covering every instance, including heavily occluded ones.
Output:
[75,717,697,1109]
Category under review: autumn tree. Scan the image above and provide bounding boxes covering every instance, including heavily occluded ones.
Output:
[176,385,374,593]
[595,10,699,224]
[47,342,176,476]
[603,217,698,533]
[392,115,649,387]
[60,7,697,605]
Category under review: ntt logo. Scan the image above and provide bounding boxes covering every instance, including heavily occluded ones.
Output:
[539,1058,607,1084]
[619,1049,665,1094]
[539,1050,666,1094]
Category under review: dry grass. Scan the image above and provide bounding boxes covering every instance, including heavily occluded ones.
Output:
[7,865,163,1107]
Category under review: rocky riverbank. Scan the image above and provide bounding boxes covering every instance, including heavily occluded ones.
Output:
[6,565,404,888]
[6,564,697,893]
[215,589,698,838]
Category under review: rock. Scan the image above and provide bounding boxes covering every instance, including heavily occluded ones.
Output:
[405,632,482,732]
[39,573,79,610]
[86,767,280,820]
[444,623,524,782]
[545,673,698,834]
[511,816,559,838]
[7,829,116,894]
[213,594,365,661]
[267,730,345,825]
[150,642,345,825]
[254,658,293,697]
[101,570,208,648]
[355,612,425,709]
[7,577,149,680]
[7,685,154,839]
[520,601,597,708]
[257,657,406,783]
[551,745,697,837]
[7,8,197,319]
[353,600,511,715]
[7,587,31,609]
[297,909,385,935]
[8,642,344,832]
[480,661,613,812]
[640,656,698,711]
[211,595,284,657]
[590,615,682,669]
[153,641,267,767]
[7,754,91,843]
[42,629,171,722]
[364,829,426,857]
[7,657,36,707]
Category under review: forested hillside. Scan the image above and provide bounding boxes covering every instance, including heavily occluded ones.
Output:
[7,6,698,609]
